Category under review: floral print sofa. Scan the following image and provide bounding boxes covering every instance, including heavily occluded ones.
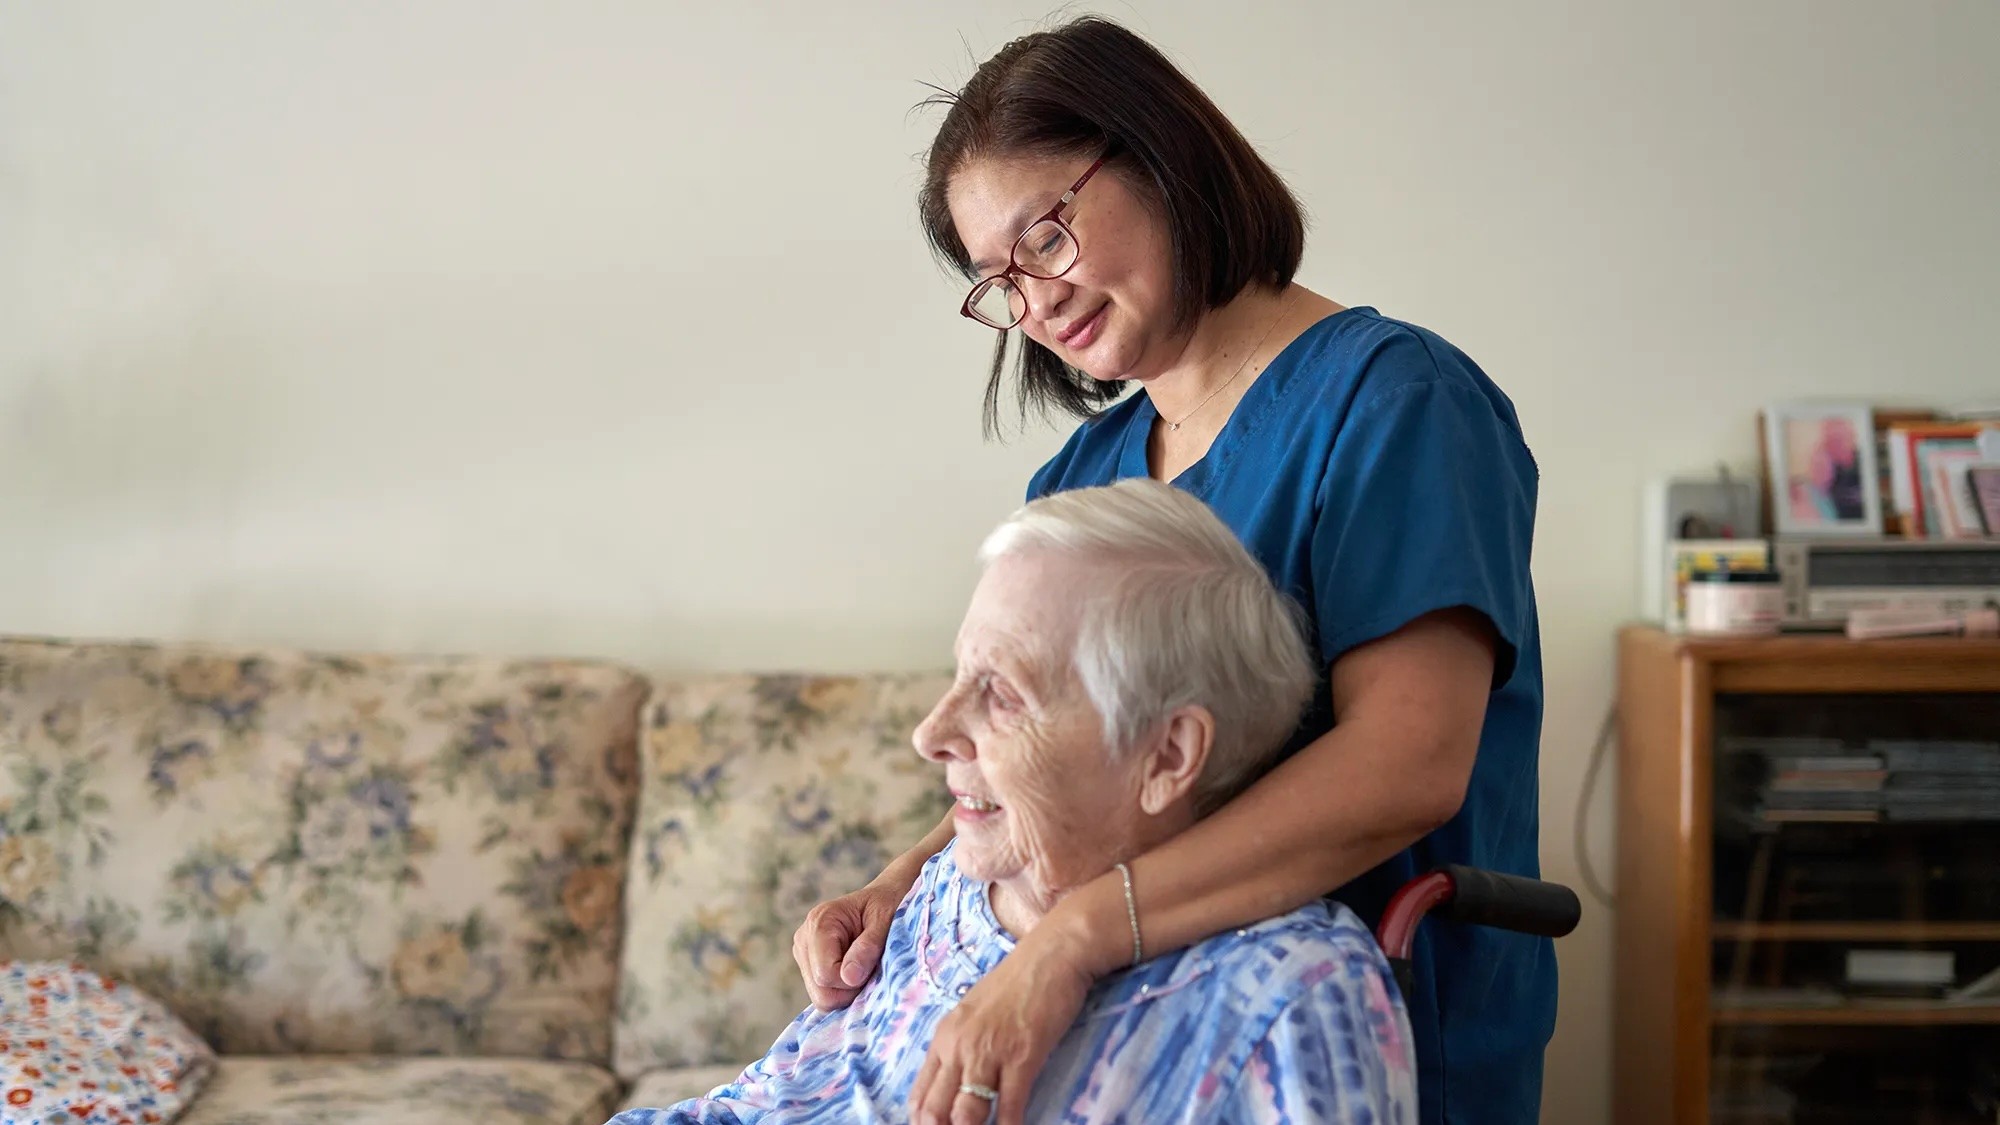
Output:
[0,635,952,1124]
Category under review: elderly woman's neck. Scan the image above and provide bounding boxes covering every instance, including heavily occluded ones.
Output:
[988,808,1197,939]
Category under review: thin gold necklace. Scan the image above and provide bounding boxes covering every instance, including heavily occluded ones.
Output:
[1161,292,1295,432]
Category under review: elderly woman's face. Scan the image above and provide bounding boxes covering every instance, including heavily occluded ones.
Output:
[946,153,1177,384]
[912,549,1148,902]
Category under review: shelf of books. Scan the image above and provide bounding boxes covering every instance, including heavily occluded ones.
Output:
[1616,626,2000,1125]
[1709,702,2000,1124]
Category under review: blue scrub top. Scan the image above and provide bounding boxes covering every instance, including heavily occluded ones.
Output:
[1027,306,1554,1125]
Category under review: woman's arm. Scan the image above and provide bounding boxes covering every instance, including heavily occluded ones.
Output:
[892,811,959,884]
[1059,605,1493,976]
[908,606,1494,1125]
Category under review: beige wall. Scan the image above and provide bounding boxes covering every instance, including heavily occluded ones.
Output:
[4,1,1997,1119]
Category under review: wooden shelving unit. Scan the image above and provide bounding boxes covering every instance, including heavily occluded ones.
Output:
[1712,1005,2000,1027]
[1615,625,2000,1125]
[1711,922,2000,943]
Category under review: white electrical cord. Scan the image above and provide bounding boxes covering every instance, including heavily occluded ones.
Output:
[1574,703,1618,910]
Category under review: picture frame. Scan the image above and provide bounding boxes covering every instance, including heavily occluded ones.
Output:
[1762,401,1884,537]
[1969,464,2000,536]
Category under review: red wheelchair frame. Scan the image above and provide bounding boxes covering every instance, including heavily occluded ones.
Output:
[1376,865,1582,998]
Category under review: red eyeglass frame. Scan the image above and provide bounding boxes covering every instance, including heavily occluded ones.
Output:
[959,154,1110,329]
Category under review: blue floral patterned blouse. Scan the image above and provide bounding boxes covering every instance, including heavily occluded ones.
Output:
[609,842,1416,1124]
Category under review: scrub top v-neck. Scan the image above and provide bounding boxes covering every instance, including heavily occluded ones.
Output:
[1111,333,1286,490]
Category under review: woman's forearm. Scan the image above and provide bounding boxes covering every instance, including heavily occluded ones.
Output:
[1046,716,1453,977]
[1042,610,1496,979]
[877,810,957,890]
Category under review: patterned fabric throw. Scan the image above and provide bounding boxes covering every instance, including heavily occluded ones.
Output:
[0,960,216,1125]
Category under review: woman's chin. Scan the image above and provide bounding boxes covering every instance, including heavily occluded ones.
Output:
[1073,341,1146,384]
[951,842,1012,884]
[1044,330,1131,382]
[1064,352,1130,384]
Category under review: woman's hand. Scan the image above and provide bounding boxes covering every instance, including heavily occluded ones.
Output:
[798,813,957,1009]
[792,876,906,1010]
[909,926,1096,1125]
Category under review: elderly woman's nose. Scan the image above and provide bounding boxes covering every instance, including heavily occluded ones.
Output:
[912,692,974,762]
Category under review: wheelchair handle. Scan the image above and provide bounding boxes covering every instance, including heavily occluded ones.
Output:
[1377,864,1582,998]
[1434,864,1582,939]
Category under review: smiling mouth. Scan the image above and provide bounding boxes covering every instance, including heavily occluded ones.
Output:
[955,794,1000,813]
[1057,304,1105,345]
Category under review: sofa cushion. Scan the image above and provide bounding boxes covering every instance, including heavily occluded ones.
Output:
[0,958,217,1124]
[174,1056,619,1125]
[615,1065,753,1113]
[0,635,647,1063]
[611,673,952,1078]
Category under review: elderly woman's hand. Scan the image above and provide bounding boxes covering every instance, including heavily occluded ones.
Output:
[910,925,1096,1125]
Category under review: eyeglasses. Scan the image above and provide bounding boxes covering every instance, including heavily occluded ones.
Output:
[959,155,1108,330]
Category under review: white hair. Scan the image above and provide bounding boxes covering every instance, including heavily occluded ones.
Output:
[976,478,1316,814]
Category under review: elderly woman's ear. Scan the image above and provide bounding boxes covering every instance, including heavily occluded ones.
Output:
[1136,704,1214,816]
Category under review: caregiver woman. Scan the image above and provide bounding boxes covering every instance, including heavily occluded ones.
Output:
[792,16,1552,1125]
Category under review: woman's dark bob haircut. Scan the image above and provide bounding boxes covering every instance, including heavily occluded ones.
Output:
[917,15,1306,437]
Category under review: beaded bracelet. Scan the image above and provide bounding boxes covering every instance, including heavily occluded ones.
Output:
[1113,861,1142,967]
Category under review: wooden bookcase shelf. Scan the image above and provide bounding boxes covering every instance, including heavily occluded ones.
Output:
[1614,625,2000,1125]
[1712,922,2000,943]
[1711,1005,2000,1027]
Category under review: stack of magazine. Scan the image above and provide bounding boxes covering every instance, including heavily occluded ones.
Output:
[1724,736,2000,827]
[1872,739,2000,823]
[1724,737,1886,826]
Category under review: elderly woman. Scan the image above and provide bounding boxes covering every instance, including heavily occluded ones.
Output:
[611,479,1415,1124]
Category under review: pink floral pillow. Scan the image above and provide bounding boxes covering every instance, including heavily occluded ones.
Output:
[0,961,215,1124]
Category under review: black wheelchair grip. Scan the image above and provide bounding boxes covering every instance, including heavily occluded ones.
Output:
[1436,865,1581,938]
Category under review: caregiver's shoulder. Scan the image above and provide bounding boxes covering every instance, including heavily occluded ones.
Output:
[1320,307,1527,436]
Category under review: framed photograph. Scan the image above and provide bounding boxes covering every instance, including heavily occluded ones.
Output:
[1763,401,1884,536]
[1970,464,2000,536]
